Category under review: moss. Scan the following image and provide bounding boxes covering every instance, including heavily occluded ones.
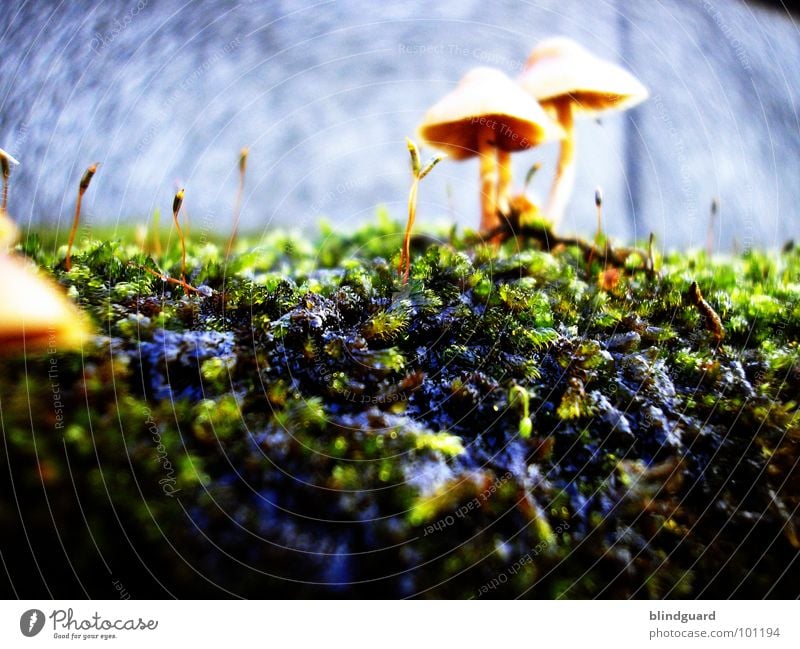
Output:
[1,218,799,598]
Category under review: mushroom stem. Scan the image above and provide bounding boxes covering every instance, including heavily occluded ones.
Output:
[478,124,499,231]
[497,149,512,219]
[545,99,575,227]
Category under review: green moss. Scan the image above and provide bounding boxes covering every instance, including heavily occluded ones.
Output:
[2,217,799,598]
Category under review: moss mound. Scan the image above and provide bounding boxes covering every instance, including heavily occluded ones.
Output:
[2,214,799,598]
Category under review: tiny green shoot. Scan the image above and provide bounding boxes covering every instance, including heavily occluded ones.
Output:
[510,384,532,438]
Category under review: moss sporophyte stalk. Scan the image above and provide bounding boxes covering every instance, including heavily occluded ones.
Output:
[226,147,249,260]
[399,138,444,283]
[2,210,799,597]
[65,163,98,271]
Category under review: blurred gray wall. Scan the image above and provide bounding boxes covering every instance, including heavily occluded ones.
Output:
[0,0,798,249]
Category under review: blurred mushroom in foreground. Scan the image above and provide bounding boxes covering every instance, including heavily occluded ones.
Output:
[418,67,563,232]
[0,209,19,250]
[519,37,648,227]
[0,253,91,355]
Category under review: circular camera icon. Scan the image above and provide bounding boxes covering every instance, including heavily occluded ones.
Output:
[20,609,45,637]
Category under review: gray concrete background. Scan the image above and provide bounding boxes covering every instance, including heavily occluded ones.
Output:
[0,0,798,249]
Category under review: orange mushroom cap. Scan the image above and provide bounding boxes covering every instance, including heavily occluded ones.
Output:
[418,67,565,160]
[519,37,648,116]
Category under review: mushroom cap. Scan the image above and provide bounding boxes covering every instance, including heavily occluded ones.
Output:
[0,148,20,166]
[0,254,91,354]
[418,67,565,160]
[519,37,648,116]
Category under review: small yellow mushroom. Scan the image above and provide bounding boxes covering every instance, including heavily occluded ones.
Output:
[519,37,648,227]
[418,67,563,232]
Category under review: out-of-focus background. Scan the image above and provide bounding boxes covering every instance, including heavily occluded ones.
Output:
[0,0,797,248]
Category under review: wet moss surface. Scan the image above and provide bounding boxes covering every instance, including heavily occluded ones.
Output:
[2,214,799,598]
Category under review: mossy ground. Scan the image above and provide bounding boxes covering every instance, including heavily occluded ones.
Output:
[2,211,799,598]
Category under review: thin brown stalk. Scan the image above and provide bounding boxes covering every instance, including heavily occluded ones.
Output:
[1,160,9,212]
[226,147,249,259]
[705,197,719,257]
[586,188,605,275]
[398,138,444,284]
[66,163,98,271]
[131,262,202,294]
[172,188,186,285]
[400,177,419,283]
